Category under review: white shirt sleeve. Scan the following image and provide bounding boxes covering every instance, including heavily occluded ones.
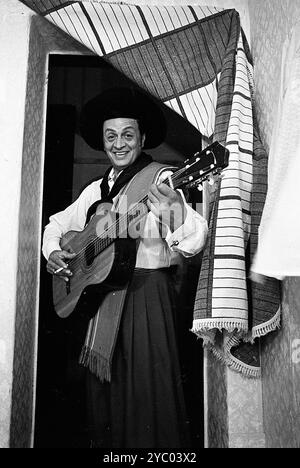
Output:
[42,180,101,260]
[165,202,208,257]
[155,170,208,257]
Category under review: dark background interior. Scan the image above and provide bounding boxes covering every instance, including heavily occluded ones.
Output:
[34,54,204,448]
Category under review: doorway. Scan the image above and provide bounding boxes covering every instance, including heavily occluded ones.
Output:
[34,54,204,448]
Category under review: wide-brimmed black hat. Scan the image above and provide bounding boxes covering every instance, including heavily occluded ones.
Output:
[79,86,167,150]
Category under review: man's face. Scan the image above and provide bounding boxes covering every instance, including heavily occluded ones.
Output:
[103,118,145,172]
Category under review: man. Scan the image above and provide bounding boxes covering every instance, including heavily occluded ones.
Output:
[42,87,208,448]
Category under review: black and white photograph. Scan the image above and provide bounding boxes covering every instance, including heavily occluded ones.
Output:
[0,0,299,452]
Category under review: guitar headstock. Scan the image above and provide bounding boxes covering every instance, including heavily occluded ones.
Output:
[173,141,229,191]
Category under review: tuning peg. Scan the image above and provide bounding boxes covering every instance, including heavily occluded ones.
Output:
[194,152,200,162]
[197,183,203,192]
[208,175,215,186]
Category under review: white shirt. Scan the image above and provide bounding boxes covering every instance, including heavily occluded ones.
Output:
[42,169,208,268]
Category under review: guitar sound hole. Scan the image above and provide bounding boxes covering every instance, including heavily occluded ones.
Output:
[84,243,95,267]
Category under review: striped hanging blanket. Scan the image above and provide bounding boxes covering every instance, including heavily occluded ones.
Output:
[192,29,281,377]
[23,0,281,377]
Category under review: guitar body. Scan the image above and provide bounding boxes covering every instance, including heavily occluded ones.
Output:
[53,210,137,318]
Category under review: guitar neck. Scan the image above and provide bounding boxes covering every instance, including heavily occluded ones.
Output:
[93,171,178,256]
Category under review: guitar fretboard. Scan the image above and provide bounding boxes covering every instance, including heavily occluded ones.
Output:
[90,171,177,258]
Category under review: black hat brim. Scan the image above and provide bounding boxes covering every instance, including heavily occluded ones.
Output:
[79,87,167,150]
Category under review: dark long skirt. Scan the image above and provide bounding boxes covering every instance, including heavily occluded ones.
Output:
[86,268,191,448]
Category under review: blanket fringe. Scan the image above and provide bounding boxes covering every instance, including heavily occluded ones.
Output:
[224,332,243,353]
[252,306,281,339]
[207,343,261,379]
[192,309,281,379]
[193,329,261,379]
[197,334,215,347]
[208,343,228,366]
[226,353,261,378]
[192,319,248,335]
[79,346,111,382]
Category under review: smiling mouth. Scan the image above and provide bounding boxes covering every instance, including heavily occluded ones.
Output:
[114,152,128,157]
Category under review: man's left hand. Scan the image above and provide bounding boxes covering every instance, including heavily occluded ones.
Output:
[147,183,187,232]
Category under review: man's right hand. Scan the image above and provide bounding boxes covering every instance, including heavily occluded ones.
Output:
[46,250,76,282]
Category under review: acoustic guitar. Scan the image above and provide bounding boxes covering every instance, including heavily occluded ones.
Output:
[53,141,229,318]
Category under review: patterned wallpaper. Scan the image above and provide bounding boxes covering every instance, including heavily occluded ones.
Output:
[227,369,265,448]
[206,350,266,448]
[260,280,300,448]
[249,0,300,151]
[10,17,47,449]
[249,0,300,448]
[207,355,229,448]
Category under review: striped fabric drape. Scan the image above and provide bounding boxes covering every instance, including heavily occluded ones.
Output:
[22,0,225,138]
[20,0,281,377]
[192,29,281,377]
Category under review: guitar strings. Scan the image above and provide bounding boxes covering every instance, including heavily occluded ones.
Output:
[66,169,186,275]
[66,174,180,274]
